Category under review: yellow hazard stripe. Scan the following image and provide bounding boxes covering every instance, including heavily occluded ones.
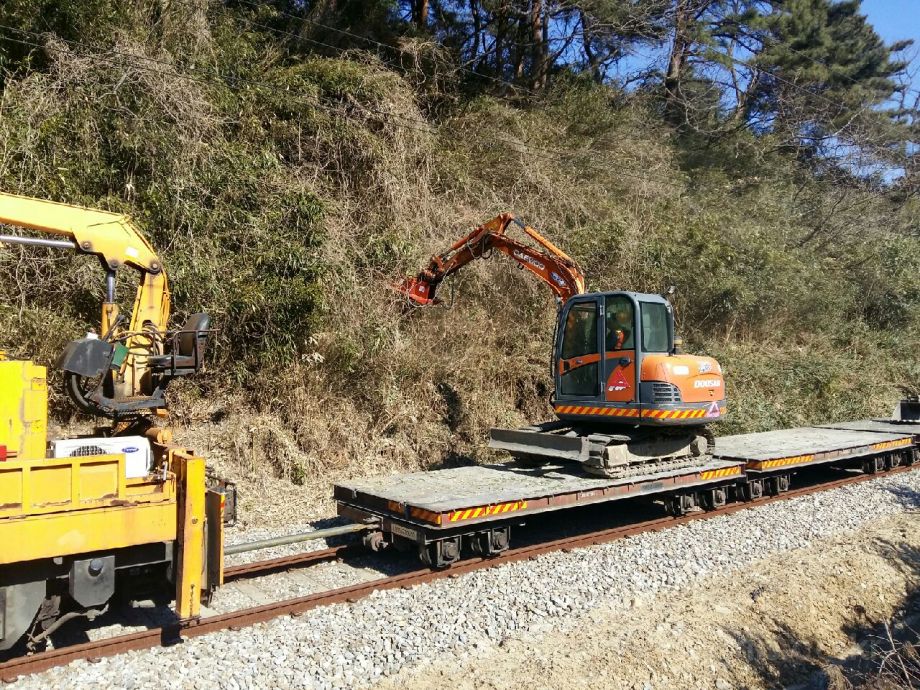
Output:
[447,500,528,523]
[872,438,912,451]
[749,454,815,471]
[555,405,725,420]
[555,405,638,417]
[556,405,725,419]
[642,406,724,420]
[699,466,742,480]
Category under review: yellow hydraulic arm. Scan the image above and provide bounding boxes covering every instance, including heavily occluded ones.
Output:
[0,192,170,336]
[0,192,208,418]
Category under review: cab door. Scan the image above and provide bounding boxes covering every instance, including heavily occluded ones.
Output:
[603,294,638,404]
[555,297,603,401]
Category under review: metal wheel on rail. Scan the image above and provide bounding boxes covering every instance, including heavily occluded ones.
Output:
[886,452,902,471]
[0,580,46,654]
[862,456,885,474]
[741,479,765,502]
[906,448,919,466]
[419,537,461,569]
[699,487,727,512]
[469,527,511,557]
[766,474,791,496]
[665,493,698,517]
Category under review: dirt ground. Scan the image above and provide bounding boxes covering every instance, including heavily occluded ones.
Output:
[376,512,920,690]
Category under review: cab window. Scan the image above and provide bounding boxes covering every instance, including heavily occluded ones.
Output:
[640,301,670,352]
[559,302,600,397]
[605,295,634,351]
[561,302,598,359]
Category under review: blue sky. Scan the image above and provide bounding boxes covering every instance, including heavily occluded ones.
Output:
[862,0,920,51]
[863,0,919,90]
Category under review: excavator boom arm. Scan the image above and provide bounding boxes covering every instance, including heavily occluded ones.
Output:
[398,213,586,306]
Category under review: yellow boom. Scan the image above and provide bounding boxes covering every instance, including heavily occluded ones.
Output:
[0,192,170,341]
[0,192,206,418]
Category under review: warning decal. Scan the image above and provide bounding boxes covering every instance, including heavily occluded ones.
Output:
[705,401,721,418]
[608,368,630,392]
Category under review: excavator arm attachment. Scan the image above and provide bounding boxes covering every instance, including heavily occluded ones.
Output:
[397,213,586,306]
[0,192,209,419]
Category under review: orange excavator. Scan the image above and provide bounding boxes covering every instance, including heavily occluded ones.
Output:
[397,213,727,479]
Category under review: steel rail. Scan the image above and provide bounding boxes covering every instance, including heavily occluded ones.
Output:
[223,545,356,581]
[1,464,915,682]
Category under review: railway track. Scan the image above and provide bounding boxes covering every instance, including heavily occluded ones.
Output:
[1,464,914,682]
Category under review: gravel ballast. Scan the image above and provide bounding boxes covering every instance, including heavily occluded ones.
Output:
[10,470,920,690]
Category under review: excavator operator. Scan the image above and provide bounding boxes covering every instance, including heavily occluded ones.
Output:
[606,300,633,351]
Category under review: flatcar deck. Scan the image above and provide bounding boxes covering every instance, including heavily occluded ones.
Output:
[713,426,914,473]
[335,458,743,531]
[335,422,920,567]
[818,419,920,437]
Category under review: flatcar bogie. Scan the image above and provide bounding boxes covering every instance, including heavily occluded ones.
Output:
[469,527,512,557]
[420,537,462,569]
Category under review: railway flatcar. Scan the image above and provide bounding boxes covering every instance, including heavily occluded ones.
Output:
[335,420,919,567]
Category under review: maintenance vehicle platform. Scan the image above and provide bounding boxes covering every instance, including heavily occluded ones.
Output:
[336,458,744,566]
[713,426,916,480]
[336,423,919,567]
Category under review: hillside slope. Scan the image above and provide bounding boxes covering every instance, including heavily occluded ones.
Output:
[0,4,917,501]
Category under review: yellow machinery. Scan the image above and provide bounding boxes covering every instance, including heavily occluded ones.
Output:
[0,193,225,652]
[0,192,209,418]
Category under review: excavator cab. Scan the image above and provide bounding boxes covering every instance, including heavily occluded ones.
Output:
[553,291,726,425]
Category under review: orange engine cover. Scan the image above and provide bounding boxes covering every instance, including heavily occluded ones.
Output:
[640,354,725,404]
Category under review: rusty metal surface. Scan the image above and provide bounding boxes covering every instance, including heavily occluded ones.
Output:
[3,464,915,682]
[713,427,910,462]
[334,459,741,513]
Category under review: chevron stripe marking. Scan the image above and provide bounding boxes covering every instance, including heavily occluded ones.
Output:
[749,454,815,470]
[872,438,912,451]
[699,466,742,480]
[448,500,528,523]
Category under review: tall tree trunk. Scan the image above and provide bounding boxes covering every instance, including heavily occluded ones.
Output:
[494,4,507,78]
[530,0,547,89]
[664,0,693,125]
[470,0,482,67]
[579,10,602,84]
[412,0,429,29]
[513,2,527,82]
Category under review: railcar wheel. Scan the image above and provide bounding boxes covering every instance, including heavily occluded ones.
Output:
[419,537,461,569]
[469,527,511,556]
[741,479,764,501]
[665,493,698,517]
[863,457,885,474]
[0,580,46,652]
[699,487,727,512]
[766,474,790,496]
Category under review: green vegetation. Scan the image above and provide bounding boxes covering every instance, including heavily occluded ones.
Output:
[0,1,916,483]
